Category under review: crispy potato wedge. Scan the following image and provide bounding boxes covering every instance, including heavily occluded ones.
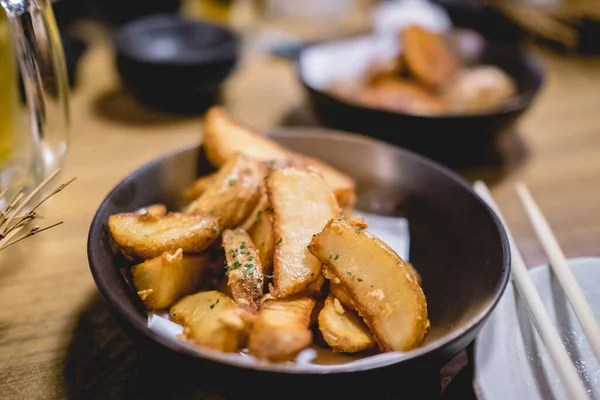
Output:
[222,229,265,312]
[184,172,219,201]
[132,249,211,310]
[247,202,275,276]
[318,295,375,353]
[202,107,356,210]
[310,220,429,352]
[247,295,315,361]
[406,261,422,286]
[135,204,167,217]
[170,291,255,352]
[109,212,220,261]
[330,280,356,310]
[266,168,341,297]
[403,25,458,88]
[186,154,263,229]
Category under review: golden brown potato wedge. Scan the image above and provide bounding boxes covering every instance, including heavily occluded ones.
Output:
[406,261,422,286]
[170,290,255,352]
[222,228,265,312]
[247,295,315,361]
[318,295,375,353]
[132,249,211,310]
[202,107,356,210]
[184,172,219,201]
[330,280,356,310]
[402,25,458,88]
[248,202,275,276]
[109,212,220,261]
[135,204,167,217]
[186,153,263,229]
[309,219,429,352]
[266,168,341,297]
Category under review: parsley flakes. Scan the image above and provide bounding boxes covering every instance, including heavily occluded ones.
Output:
[276,237,283,245]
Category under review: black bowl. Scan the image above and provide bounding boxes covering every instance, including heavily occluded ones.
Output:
[87,128,510,396]
[298,31,544,168]
[115,14,239,115]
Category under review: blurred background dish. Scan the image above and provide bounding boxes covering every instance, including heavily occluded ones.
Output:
[299,27,543,167]
[114,14,240,115]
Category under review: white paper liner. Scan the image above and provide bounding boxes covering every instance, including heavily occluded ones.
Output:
[147,211,410,367]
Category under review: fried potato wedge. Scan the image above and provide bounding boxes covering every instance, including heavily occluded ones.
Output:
[202,107,356,209]
[132,249,211,310]
[109,212,220,261]
[330,280,356,310]
[184,172,219,201]
[310,220,429,352]
[247,295,315,361]
[248,203,275,275]
[186,153,263,229]
[318,295,375,353]
[403,25,458,88]
[135,204,167,217]
[170,291,256,352]
[222,229,265,312]
[266,168,340,297]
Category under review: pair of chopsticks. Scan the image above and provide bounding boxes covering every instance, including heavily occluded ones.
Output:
[474,181,600,400]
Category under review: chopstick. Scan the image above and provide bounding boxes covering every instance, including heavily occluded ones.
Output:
[516,183,600,363]
[473,181,589,400]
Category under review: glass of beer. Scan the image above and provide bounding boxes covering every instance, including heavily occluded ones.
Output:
[0,0,70,205]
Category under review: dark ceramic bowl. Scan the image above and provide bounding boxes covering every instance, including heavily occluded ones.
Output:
[87,128,510,397]
[298,30,544,167]
[115,14,239,115]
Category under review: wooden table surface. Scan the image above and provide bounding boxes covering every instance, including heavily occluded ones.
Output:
[1,23,600,399]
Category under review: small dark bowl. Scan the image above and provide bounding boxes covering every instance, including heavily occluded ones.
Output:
[115,14,239,115]
[298,31,544,167]
[87,129,510,396]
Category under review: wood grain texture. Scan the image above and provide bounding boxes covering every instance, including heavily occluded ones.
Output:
[0,21,599,399]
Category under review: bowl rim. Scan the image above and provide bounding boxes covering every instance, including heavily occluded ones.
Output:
[297,33,545,120]
[114,13,240,66]
[87,128,511,374]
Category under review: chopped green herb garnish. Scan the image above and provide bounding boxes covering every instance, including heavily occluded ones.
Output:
[312,234,316,237]
[210,304,215,309]
[212,226,220,233]
[234,260,242,268]
[337,215,345,221]
[228,179,236,186]
[306,245,312,250]
[240,251,248,255]
[141,209,149,216]
[276,237,283,245]
[334,254,339,260]
[357,278,363,282]
[346,271,352,277]
[256,210,263,220]
[329,254,333,260]
[245,268,254,276]
[263,274,274,279]
[355,227,364,233]
[240,241,246,249]
[171,312,177,316]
